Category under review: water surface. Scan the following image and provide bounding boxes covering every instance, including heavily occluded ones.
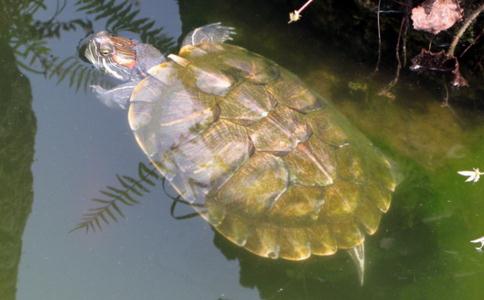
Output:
[1,1,483,299]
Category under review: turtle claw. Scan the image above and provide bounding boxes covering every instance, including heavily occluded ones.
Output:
[207,22,237,43]
[90,84,103,92]
[90,83,134,110]
[90,84,110,102]
[181,22,237,47]
[347,242,365,286]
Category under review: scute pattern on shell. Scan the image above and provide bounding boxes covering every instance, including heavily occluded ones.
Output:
[128,43,396,260]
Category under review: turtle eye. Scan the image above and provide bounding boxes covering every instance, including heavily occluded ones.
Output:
[100,47,113,56]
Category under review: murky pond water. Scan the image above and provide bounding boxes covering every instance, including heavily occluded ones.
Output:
[1,1,484,299]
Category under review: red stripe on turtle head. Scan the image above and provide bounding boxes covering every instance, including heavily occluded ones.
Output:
[108,36,137,70]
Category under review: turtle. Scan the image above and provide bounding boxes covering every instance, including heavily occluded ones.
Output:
[79,23,398,284]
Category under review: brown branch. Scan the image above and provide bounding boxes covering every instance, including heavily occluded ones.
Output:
[447,3,484,57]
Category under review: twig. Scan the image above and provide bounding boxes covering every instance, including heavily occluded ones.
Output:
[441,76,450,107]
[297,0,314,13]
[447,3,484,57]
[374,0,382,72]
[428,35,435,50]
[460,28,484,57]
[402,0,411,66]
[392,16,406,86]
[379,15,407,96]
[440,76,459,119]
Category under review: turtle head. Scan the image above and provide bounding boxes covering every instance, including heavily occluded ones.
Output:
[79,31,164,82]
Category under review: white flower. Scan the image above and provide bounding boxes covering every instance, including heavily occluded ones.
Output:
[288,10,301,23]
[470,236,484,251]
[288,0,314,24]
[457,168,484,183]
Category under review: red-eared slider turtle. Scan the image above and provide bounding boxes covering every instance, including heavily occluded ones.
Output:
[80,23,398,284]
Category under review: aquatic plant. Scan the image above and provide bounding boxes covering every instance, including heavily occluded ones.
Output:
[75,0,175,52]
[70,162,160,233]
[71,161,201,233]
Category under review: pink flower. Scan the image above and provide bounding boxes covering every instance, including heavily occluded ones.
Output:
[411,0,463,34]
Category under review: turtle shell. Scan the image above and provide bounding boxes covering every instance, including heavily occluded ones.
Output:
[128,43,397,260]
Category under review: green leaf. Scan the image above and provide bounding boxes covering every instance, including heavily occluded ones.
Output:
[111,202,126,219]
[105,207,118,222]
[122,175,149,194]
[92,198,112,204]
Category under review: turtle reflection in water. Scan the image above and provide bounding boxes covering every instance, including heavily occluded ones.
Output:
[80,23,398,284]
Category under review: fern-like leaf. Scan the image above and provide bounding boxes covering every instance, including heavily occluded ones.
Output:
[72,162,164,233]
[72,160,206,233]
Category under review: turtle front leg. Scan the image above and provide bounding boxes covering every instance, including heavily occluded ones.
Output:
[90,81,137,109]
[181,22,236,47]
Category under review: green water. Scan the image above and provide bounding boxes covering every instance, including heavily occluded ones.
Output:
[1,0,483,299]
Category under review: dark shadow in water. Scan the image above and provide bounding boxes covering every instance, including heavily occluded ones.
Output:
[0,39,36,300]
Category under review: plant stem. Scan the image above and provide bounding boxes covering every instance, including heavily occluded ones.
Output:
[374,0,382,72]
[297,0,315,14]
[460,28,483,57]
